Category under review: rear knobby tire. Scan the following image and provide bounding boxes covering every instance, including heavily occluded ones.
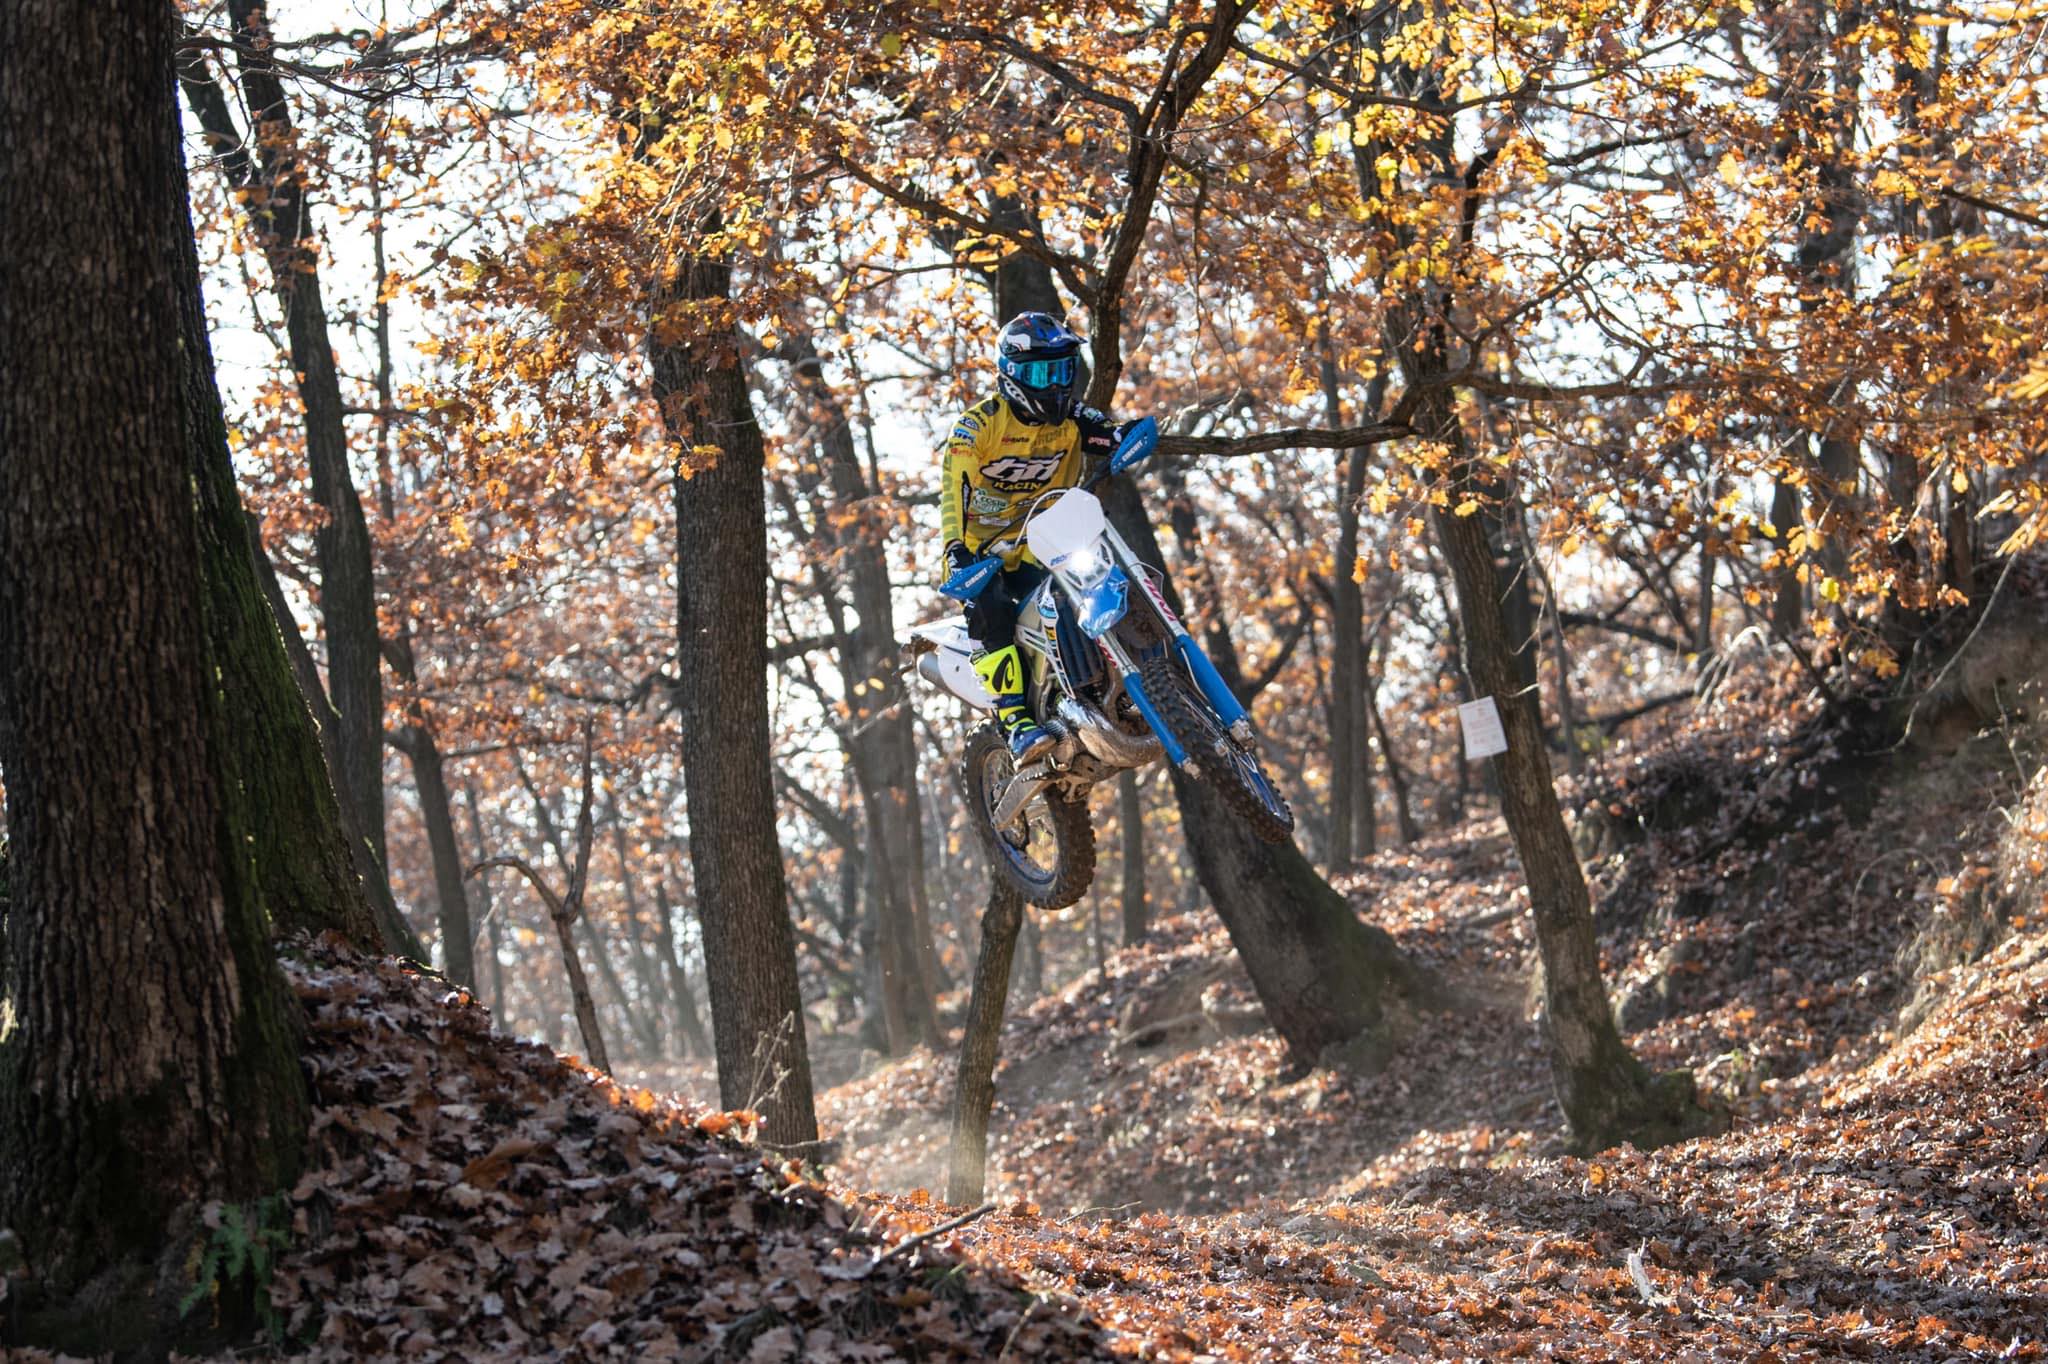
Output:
[1138,654,1295,843]
[960,722,1096,910]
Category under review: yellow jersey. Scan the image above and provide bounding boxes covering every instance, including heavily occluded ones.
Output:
[940,395,1121,569]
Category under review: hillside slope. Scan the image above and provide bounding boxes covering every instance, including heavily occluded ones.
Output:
[822,634,2048,1357]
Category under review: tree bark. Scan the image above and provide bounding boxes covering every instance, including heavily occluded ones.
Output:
[0,2,306,1343]
[649,247,818,1147]
[394,721,475,988]
[1424,398,1719,1151]
[1327,364,1368,869]
[248,522,422,957]
[946,881,1026,1206]
[1118,770,1148,945]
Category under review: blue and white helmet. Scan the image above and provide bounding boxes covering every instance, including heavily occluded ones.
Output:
[996,312,1083,424]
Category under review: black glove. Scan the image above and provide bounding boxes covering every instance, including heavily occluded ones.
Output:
[943,540,975,576]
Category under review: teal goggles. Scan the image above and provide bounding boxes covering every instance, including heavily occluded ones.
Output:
[1000,354,1077,389]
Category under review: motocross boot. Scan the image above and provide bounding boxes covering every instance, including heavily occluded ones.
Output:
[972,645,1053,764]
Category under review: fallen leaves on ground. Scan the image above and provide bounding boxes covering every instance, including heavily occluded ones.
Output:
[259,941,1112,1361]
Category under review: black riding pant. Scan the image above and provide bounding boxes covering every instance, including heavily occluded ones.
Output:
[964,563,1048,652]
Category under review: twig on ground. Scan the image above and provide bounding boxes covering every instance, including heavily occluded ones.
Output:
[872,1202,997,1266]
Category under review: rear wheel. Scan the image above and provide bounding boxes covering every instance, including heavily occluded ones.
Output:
[1138,653,1294,843]
[960,722,1096,909]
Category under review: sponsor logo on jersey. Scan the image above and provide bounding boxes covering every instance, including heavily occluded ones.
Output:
[982,454,1063,484]
[969,488,1011,517]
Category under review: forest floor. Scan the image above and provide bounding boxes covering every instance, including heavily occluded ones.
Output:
[16,634,2047,1361]
[817,640,2048,1360]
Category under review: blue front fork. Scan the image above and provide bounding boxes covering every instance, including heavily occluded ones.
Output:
[1173,635,1248,730]
[1121,635,1249,769]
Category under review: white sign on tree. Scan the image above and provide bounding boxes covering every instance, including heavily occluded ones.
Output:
[1457,696,1508,760]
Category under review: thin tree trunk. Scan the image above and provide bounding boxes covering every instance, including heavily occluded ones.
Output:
[653,877,714,1058]
[0,3,306,1340]
[782,333,943,1042]
[461,785,502,1014]
[578,914,660,1059]
[614,825,676,1052]
[1424,396,1719,1151]
[649,242,817,1147]
[1696,541,1717,655]
[470,739,611,1073]
[1367,669,1420,846]
[180,6,391,890]
[1015,913,1045,1002]
[946,881,1025,1205]
[1119,769,1148,945]
[1328,430,1368,870]
[1769,477,1806,636]
[394,720,474,988]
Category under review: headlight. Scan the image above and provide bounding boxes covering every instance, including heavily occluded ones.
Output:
[1059,544,1109,586]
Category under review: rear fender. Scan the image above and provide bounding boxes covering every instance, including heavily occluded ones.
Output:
[909,621,994,707]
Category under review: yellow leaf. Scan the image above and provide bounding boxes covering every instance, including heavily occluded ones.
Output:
[880,32,903,58]
[1717,151,1742,185]
[1454,498,1481,516]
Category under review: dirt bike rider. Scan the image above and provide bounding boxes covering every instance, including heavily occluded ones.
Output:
[940,312,1134,766]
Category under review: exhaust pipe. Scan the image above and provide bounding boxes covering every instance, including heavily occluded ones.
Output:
[1055,697,1163,768]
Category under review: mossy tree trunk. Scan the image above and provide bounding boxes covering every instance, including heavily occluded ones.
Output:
[179,0,394,907]
[0,1,309,1349]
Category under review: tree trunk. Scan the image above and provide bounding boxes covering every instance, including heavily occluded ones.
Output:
[1103,479,1428,1066]
[653,878,714,1058]
[946,881,1025,1205]
[579,912,661,1059]
[614,827,677,1053]
[1328,441,1369,870]
[0,3,306,1343]
[1769,478,1806,636]
[1774,0,1866,594]
[1118,770,1148,945]
[397,723,474,988]
[461,786,505,1015]
[248,522,421,957]
[1015,913,1045,1002]
[649,248,818,1147]
[1423,397,1719,1151]
[782,335,942,1046]
[221,0,392,886]
[553,911,612,1074]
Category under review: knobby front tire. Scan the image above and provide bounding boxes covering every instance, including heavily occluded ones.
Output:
[960,722,1097,909]
[1138,653,1295,844]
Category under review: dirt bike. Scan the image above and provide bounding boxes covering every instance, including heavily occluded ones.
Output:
[907,417,1294,910]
